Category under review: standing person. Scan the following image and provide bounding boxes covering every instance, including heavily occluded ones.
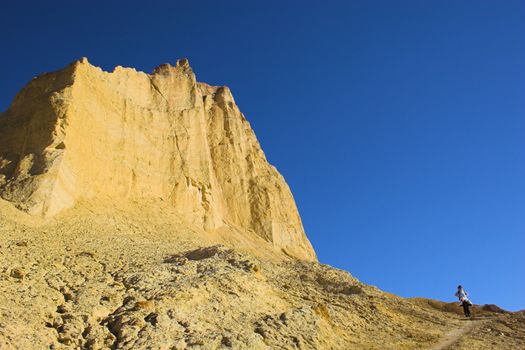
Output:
[455,285,472,317]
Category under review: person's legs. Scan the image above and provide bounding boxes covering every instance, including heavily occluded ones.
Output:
[462,303,471,317]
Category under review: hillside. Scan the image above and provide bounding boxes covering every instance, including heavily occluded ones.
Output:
[1,199,524,349]
[0,60,524,349]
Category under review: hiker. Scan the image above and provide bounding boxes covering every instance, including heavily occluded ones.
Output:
[455,285,472,317]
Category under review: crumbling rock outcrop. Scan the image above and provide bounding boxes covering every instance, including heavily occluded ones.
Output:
[0,58,315,261]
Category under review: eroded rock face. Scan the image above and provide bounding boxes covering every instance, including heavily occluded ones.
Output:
[0,58,315,261]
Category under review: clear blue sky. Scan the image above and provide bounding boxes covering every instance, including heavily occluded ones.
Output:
[1,1,524,311]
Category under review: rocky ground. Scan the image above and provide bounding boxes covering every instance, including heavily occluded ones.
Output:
[1,198,524,350]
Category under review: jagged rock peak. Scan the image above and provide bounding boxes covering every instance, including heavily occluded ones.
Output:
[76,56,89,65]
[152,58,192,76]
[0,58,316,261]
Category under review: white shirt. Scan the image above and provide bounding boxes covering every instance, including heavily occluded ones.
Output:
[455,288,468,300]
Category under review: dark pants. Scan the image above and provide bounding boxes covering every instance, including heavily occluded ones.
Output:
[462,302,471,317]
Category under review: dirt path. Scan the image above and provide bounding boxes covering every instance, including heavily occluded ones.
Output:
[428,318,482,350]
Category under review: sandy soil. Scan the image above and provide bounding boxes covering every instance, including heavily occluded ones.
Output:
[1,199,523,349]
